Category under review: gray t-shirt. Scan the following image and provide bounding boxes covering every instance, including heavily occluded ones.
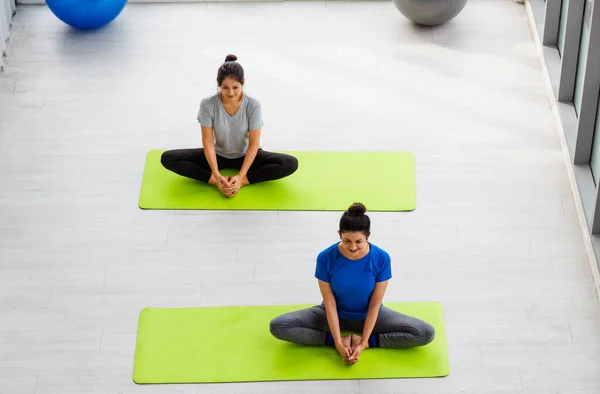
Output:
[197,93,263,159]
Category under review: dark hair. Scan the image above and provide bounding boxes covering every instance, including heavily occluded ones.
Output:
[339,203,370,235]
[217,54,245,86]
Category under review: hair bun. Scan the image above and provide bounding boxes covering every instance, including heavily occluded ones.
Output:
[224,54,238,62]
[346,202,366,216]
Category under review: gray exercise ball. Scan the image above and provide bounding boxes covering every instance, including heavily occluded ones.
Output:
[392,0,468,26]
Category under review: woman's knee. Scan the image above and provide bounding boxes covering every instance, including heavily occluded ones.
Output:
[269,315,289,339]
[160,150,176,169]
[282,154,299,175]
[419,322,436,346]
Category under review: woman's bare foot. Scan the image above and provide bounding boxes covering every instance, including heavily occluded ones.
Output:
[346,334,368,364]
[223,176,237,197]
[218,183,235,198]
[351,334,363,350]
[208,174,217,186]
[339,335,353,364]
[341,335,351,349]
[209,175,235,197]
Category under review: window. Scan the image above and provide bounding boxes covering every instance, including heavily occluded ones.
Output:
[557,0,570,55]
[574,0,594,114]
[589,89,600,184]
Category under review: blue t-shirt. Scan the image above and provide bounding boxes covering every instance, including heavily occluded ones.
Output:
[315,242,392,320]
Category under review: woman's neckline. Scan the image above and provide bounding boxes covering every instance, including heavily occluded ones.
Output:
[219,92,245,117]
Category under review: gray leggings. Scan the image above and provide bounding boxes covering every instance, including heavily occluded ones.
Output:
[269,304,435,348]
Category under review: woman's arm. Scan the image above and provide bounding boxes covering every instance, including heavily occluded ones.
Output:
[238,129,261,180]
[318,279,343,346]
[360,280,389,346]
[201,125,221,178]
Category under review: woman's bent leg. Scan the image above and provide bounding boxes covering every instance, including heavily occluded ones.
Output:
[370,306,435,348]
[269,305,330,346]
[160,148,213,183]
[246,149,298,184]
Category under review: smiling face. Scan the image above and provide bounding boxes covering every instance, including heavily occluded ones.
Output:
[338,230,370,258]
[220,77,243,103]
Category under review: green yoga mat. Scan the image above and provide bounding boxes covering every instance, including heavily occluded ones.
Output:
[138,150,416,211]
[132,302,449,384]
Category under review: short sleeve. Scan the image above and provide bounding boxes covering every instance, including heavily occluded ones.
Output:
[314,252,331,283]
[197,99,213,128]
[248,100,263,131]
[375,251,392,282]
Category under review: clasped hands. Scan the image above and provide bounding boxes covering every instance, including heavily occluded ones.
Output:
[336,334,368,365]
[212,173,247,198]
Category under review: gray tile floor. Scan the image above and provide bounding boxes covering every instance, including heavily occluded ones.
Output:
[1,0,600,392]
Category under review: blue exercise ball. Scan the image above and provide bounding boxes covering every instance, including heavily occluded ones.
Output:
[392,0,468,26]
[46,0,127,29]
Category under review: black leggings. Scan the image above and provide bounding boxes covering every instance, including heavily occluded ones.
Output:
[160,148,298,184]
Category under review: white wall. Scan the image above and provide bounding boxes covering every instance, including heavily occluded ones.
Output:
[0,0,15,72]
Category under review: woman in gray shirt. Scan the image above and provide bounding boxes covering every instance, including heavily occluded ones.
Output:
[161,54,299,197]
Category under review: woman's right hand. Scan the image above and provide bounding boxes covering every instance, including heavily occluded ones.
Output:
[335,339,353,364]
[214,173,239,198]
[213,172,229,187]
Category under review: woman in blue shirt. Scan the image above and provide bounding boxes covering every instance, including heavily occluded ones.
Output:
[160,54,298,198]
[269,203,435,365]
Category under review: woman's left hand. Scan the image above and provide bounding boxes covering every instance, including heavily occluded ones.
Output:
[348,335,369,364]
[348,341,367,364]
[227,175,244,196]
[229,174,250,195]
